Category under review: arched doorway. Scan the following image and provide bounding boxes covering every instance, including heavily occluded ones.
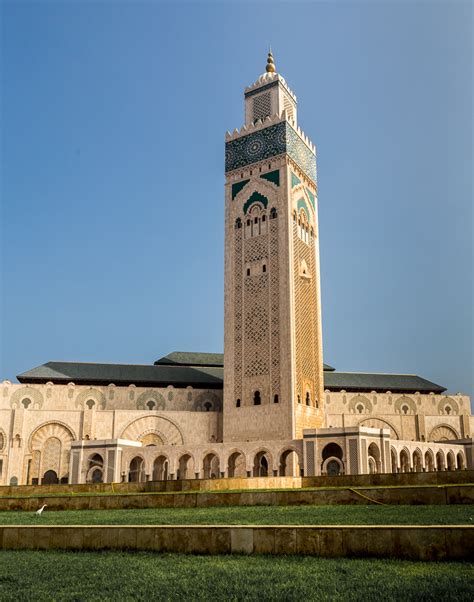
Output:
[87,454,104,483]
[446,451,455,471]
[412,450,423,472]
[129,456,145,482]
[424,451,435,472]
[177,454,194,480]
[436,451,445,471]
[91,469,103,483]
[367,443,381,473]
[279,449,301,476]
[321,442,344,475]
[227,451,246,478]
[456,452,465,470]
[390,447,398,473]
[152,455,169,481]
[203,453,220,479]
[400,449,410,473]
[42,470,59,485]
[253,451,271,477]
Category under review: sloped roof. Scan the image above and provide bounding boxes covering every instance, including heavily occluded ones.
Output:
[323,372,446,394]
[155,351,335,372]
[17,360,445,393]
[17,361,224,389]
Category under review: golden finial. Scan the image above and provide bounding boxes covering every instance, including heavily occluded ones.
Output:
[266,48,276,73]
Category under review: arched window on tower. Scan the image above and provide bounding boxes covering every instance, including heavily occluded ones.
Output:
[270,207,277,219]
[274,394,279,404]
[236,399,241,408]
[235,218,242,229]
[254,391,261,406]
[306,392,311,406]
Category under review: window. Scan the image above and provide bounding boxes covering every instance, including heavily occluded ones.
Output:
[445,406,452,415]
[247,219,251,227]
[356,404,364,414]
[236,398,241,408]
[402,405,409,415]
[274,394,279,404]
[146,400,156,410]
[254,217,258,224]
[235,218,242,229]
[86,399,95,410]
[297,395,301,404]
[246,268,250,276]
[262,215,266,222]
[21,398,31,409]
[270,208,277,219]
[254,391,261,406]
[204,402,212,412]
[306,392,311,406]
[262,264,266,273]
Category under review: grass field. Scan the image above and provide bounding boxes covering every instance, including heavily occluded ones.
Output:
[0,504,472,525]
[0,550,471,601]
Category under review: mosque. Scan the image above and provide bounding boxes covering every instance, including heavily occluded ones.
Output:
[1,54,472,486]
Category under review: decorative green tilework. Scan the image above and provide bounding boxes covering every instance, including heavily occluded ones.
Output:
[297,198,311,221]
[243,191,269,214]
[305,187,315,210]
[225,121,316,182]
[231,179,250,200]
[260,169,280,186]
[291,172,301,188]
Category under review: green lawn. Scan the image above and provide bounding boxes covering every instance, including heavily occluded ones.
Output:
[0,551,471,601]
[0,504,472,525]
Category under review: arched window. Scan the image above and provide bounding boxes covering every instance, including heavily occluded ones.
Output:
[146,400,156,410]
[86,399,95,410]
[262,264,266,273]
[297,395,301,404]
[270,207,277,219]
[357,404,364,414]
[273,394,279,404]
[204,402,212,412]
[254,391,261,406]
[402,405,409,415]
[305,392,310,406]
[236,398,241,408]
[235,218,242,229]
[445,406,452,415]
[21,398,31,409]
[261,215,266,222]
[246,268,250,276]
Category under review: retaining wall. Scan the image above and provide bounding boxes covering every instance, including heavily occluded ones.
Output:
[0,470,472,499]
[0,525,472,560]
[0,484,473,512]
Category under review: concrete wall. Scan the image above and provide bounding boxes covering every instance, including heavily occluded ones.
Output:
[0,525,472,559]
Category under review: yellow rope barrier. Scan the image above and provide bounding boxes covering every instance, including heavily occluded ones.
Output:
[348,488,387,506]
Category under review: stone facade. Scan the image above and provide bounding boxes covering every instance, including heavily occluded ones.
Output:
[0,57,471,487]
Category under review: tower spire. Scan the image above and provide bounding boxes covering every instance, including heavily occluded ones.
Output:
[266,48,276,73]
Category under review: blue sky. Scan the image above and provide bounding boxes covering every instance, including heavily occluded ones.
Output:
[1,1,472,401]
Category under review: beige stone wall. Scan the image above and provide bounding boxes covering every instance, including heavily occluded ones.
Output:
[0,382,222,486]
[325,391,472,441]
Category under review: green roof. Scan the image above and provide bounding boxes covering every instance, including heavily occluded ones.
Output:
[323,372,446,394]
[17,361,224,389]
[17,360,445,394]
[155,351,335,372]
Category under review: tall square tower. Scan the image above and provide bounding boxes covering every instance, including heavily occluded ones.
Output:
[223,53,325,442]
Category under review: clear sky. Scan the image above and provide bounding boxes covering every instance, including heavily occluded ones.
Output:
[1,1,472,402]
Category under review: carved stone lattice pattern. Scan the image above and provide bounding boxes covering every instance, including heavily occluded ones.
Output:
[244,272,269,377]
[75,388,106,410]
[349,439,358,473]
[121,416,184,446]
[234,229,243,403]
[42,437,61,473]
[428,425,459,442]
[10,386,44,410]
[293,226,319,403]
[253,92,271,121]
[359,418,399,440]
[136,390,166,411]
[269,217,280,397]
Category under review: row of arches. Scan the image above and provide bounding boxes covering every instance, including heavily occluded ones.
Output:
[392,447,465,473]
[124,448,303,483]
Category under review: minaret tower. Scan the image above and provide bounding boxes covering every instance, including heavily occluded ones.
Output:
[223,52,324,442]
